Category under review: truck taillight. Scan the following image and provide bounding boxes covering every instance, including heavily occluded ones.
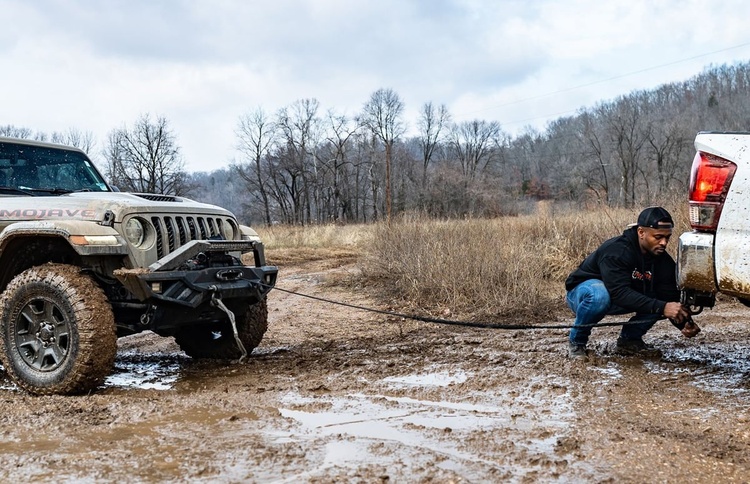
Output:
[688,151,736,231]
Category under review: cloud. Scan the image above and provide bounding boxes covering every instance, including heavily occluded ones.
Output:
[2,0,750,171]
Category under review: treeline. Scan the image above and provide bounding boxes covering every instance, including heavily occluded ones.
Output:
[217,61,750,225]
[4,61,750,225]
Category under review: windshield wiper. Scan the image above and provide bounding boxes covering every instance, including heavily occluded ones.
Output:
[0,186,35,196]
[32,187,74,194]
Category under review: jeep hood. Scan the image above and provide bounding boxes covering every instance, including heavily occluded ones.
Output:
[0,192,234,223]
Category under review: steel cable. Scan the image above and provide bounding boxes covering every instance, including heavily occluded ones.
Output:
[269,285,663,330]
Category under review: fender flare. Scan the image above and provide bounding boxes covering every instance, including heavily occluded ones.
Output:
[0,220,128,256]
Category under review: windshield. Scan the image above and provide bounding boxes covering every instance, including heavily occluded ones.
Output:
[0,141,110,194]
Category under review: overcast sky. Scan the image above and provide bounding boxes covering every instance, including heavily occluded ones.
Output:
[2,0,750,172]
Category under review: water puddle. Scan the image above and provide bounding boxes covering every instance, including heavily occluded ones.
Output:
[648,342,750,399]
[590,362,623,385]
[275,371,575,480]
[0,358,183,393]
[103,352,187,390]
[0,348,281,393]
[383,369,469,387]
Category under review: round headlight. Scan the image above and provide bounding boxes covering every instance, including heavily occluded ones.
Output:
[124,218,145,247]
[220,220,237,240]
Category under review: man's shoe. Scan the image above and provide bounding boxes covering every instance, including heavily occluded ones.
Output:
[615,337,662,357]
[568,342,587,359]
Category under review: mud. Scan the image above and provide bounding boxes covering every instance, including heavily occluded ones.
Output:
[0,260,748,482]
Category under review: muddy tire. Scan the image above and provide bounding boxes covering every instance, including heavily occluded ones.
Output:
[0,264,117,395]
[175,299,268,359]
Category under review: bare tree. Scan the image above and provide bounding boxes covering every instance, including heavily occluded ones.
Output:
[234,108,278,226]
[568,110,611,203]
[646,121,688,196]
[602,98,649,207]
[1,125,96,153]
[361,88,405,223]
[276,99,321,224]
[104,114,191,195]
[317,110,361,221]
[0,125,32,138]
[417,102,450,193]
[447,119,502,181]
[49,128,96,154]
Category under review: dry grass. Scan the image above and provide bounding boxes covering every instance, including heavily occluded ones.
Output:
[256,224,373,265]
[257,201,690,323]
[362,201,690,322]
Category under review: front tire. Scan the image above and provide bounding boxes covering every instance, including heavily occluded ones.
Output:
[175,299,268,359]
[0,264,117,395]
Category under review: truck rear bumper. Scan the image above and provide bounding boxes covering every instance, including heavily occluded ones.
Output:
[677,231,717,307]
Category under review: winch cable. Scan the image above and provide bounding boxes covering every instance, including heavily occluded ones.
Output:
[209,285,248,362]
[266,284,670,330]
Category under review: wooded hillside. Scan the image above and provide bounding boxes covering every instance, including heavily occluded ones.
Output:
[5,61,749,225]
[204,61,750,224]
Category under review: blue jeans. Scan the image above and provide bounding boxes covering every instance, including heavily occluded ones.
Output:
[566,279,660,345]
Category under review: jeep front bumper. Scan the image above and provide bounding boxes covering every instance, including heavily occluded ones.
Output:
[113,239,278,308]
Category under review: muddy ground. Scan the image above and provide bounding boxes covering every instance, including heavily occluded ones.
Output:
[0,259,748,483]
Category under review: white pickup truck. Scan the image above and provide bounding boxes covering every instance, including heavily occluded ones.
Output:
[678,131,750,310]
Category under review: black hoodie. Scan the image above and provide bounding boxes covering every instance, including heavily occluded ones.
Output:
[564,227,680,315]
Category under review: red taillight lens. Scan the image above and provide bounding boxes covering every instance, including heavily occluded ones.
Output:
[688,152,736,231]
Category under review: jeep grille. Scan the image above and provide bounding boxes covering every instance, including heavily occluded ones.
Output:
[150,215,234,259]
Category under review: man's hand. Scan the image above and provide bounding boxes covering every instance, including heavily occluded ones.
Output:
[663,301,689,323]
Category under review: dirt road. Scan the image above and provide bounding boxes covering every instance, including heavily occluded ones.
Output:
[0,259,748,482]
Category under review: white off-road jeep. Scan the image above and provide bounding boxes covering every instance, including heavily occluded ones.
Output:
[0,137,277,395]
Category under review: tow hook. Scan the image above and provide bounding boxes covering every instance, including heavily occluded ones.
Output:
[209,285,248,363]
[139,305,156,327]
[216,269,243,281]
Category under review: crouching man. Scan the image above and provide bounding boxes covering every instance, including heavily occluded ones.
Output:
[565,206,698,359]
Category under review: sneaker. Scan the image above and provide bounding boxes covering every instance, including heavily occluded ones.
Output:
[615,337,662,357]
[568,342,587,359]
